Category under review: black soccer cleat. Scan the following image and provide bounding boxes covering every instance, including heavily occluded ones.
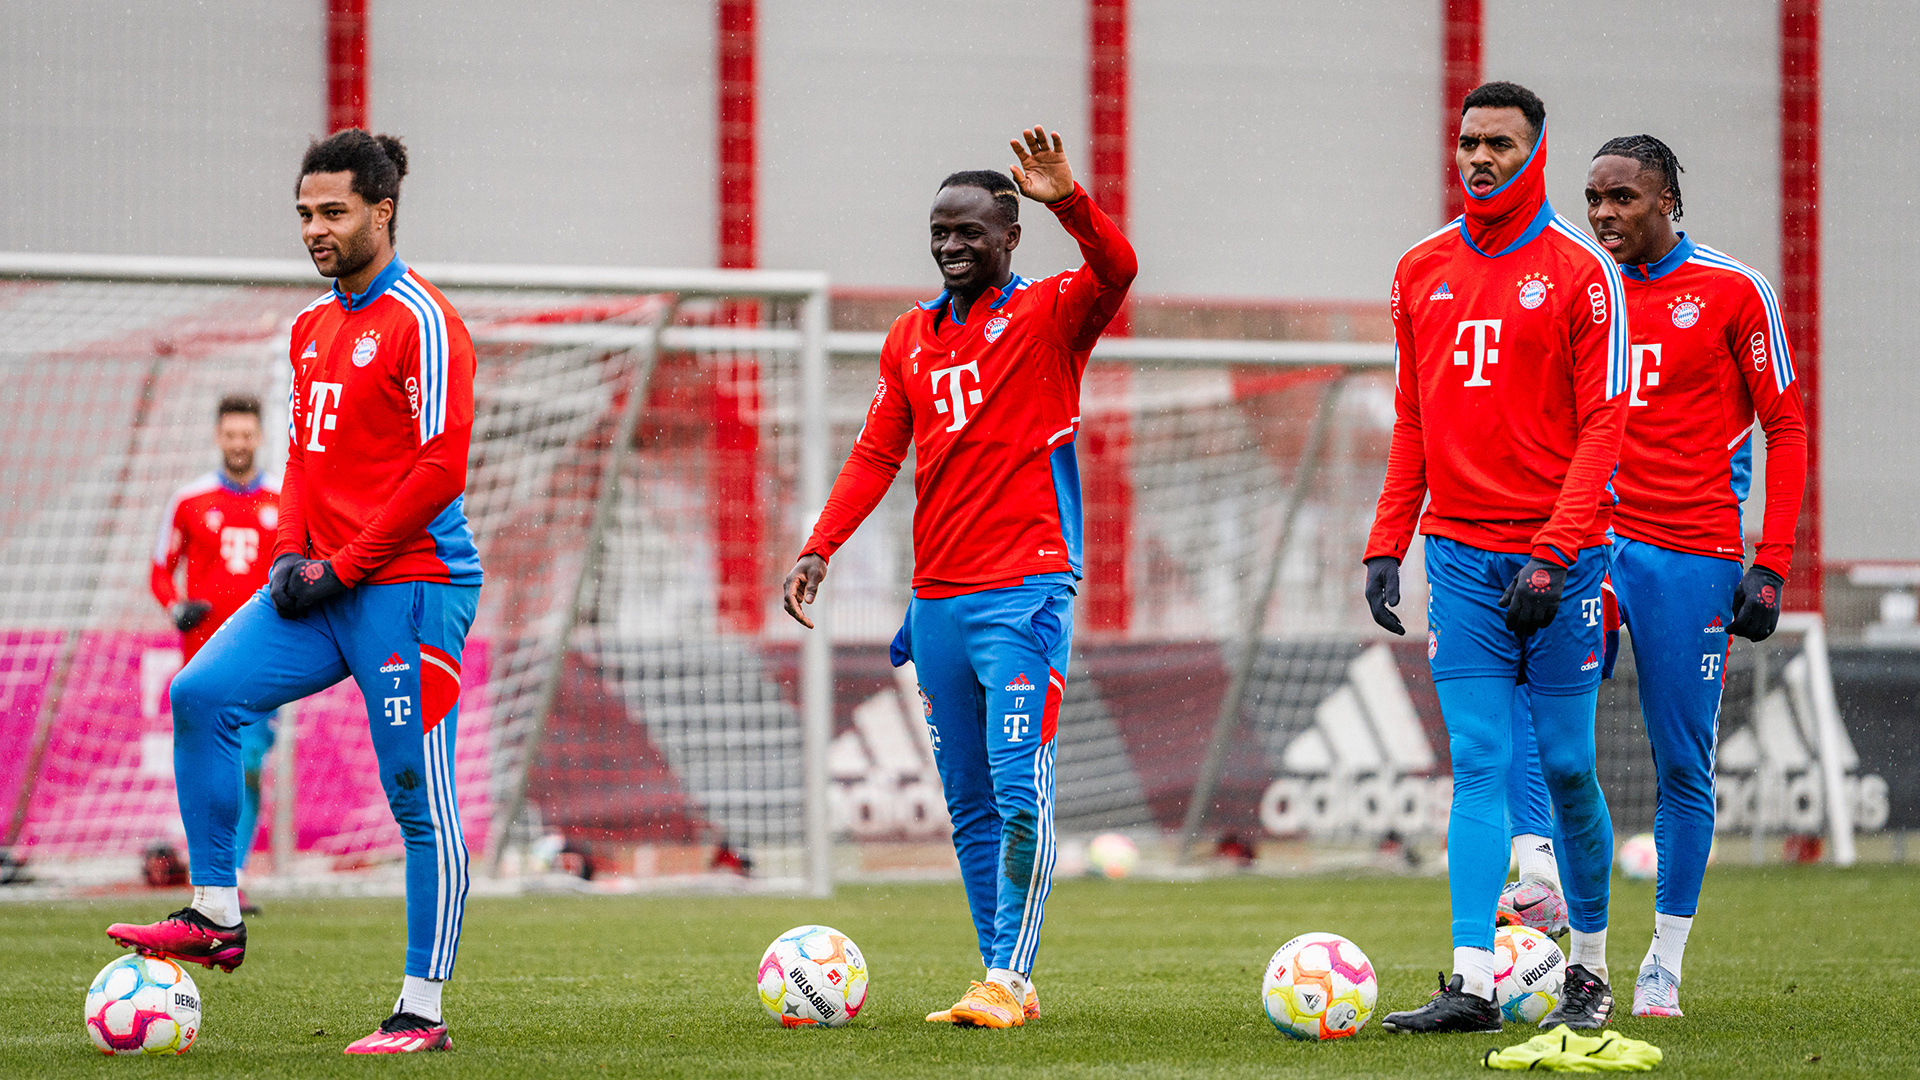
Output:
[1539,963,1614,1030]
[1380,972,1503,1034]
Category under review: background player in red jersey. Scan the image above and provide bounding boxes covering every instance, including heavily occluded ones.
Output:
[150,394,280,902]
[1584,134,1807,1017]
[1365,82,1628,1034]
[783,126,1135,1029]
[111,129,481,1055]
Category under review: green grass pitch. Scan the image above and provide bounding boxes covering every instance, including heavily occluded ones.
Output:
[2,865,1915,1077]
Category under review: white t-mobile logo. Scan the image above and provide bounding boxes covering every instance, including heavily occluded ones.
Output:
[1629,343,1662,407]
[220,527,260,574]
[1581,597,1603,627]
[1452,319,1502,387]
[306,381,344,451]
[384,696,412,726]
[930,361,983,432]
[1700,653,1723,680]
[1003,712,1030,742]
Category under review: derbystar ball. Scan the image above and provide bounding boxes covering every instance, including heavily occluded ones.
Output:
[1493,925,1566,1024]
[1261,932,1378,1040]
[757,925,868,1028]
[85,954,201,1055]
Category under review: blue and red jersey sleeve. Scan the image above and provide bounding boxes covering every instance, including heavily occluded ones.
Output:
[327,285,475,587]
[1728,276,1807,577]
[1364,267,1427,563]
[1534,245,1629,566]
[803,323,913,563]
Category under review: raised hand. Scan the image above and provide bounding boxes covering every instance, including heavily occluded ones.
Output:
[1009,126,1074,204]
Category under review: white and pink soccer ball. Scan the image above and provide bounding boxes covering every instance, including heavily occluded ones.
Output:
[1618,833,1659,880]
[1260,932,1378,1040]
[85,954,200,1055]
[1493,925,1565,1024]
[1087,832,1139,879]
[757,925,868,1028]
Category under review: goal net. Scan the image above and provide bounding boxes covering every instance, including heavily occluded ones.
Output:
[0,255,834,892]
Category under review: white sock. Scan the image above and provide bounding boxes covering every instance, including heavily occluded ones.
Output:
[985,967,1024,1001]
[1453,946,1496,1001]
[1569,928,1609,984]
[395,976,444,1023]
[1514,834,1560,888]
[1642,912,1693,980]
[191,885,241,927]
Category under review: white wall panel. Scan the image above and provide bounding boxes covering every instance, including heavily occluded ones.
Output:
[1822,1,1920,561]
[758,0,1085,291]
[1484,0,1779,280]
[1130,0,1441,301]
[371,1,715,268]
[0,2,323,258]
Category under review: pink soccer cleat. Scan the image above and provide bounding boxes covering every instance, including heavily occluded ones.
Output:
[343,1012,452,1054]
[106,908,246,973]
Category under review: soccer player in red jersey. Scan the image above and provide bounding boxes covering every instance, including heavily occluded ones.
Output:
[1364,83,1628,1033]
[1585,135,1807,1016]
[783,126,1135,1028]
[110,129,481,1055]
[150,394,280,896]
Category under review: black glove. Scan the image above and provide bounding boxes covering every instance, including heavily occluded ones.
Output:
[269,553,302,619]
[1729,564,1785,642]
[169,599,214,633]
[285,558,348,613]
[1364,556,1406,635]
[1500,557,1567,637]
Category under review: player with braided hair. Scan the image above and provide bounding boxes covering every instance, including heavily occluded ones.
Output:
[1583,133,1806,1016]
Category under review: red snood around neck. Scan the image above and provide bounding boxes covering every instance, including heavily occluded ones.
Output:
[1461,129,1549,257]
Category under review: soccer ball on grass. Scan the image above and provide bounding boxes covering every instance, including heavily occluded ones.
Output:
[1493,925,1565,1023]
[1086,832,1139,878]
[757,924,868,1028]
[85,953,201,1055]
[1260,932,1377,1040]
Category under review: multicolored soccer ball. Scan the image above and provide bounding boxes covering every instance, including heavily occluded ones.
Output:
[757,925,868,1028]
[1618,833,1659,880]
[1087,832,1139,879]
[1261,932,1377,1040]
[1493,925,1565,1024]
[85,954,200,1055]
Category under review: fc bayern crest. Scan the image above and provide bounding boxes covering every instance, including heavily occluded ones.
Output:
[258,505,278,530]
[1427,629,1439,660]
[1670,297,1701,328]
[984,316,1010,343]
[1517,278,1547,310]
[351,332,380,367]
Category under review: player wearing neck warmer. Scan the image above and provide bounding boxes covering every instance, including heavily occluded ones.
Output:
[1364,82,1628,1034]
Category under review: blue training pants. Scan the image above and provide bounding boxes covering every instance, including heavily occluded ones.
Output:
[893,575,1073,976]
[171,582,478,979]
[1610,536,1740,917]
[233,715,277,871]
[1425,537,1614,950]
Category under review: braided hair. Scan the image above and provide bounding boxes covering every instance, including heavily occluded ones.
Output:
[1594,135,1684,220]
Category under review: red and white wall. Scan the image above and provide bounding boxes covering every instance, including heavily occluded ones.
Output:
[1,0,1914,567]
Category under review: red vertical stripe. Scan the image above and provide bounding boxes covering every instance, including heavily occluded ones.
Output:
[327,0,368,133]
[713,1,763,633]
[717,0,756,271]
[1084,0,1132,633]
[1780,0,1822,611]
[1441,0,1482,223]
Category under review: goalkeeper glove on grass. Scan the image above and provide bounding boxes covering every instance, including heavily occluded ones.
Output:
[1729,564,1784,641]
[269,553,302,619]
[285,558,347,614]
[1364,556,1406,635]
[1501,557,1566,637]
[169,599,213,632]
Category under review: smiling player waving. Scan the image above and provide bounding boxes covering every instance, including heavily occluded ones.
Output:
[782,126,1136,1029]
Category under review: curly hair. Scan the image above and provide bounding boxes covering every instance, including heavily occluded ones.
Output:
[1594,134,1685,220]
[1461,81,1546,141]
[299,129,410,240]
